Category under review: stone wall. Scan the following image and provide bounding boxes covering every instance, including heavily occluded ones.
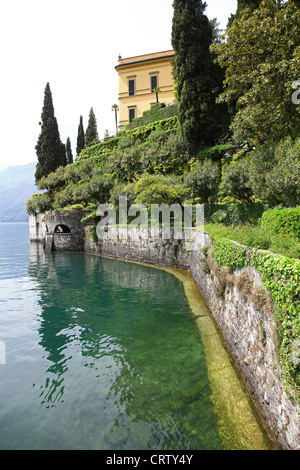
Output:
[84,226,300,450]
[29,210,88,252]
[43,210,88,235]
[29,213,46,242]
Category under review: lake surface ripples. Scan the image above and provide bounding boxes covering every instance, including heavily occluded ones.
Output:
[0,223,271,450]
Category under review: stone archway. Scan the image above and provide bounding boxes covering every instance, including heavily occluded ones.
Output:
[54,224,71,234]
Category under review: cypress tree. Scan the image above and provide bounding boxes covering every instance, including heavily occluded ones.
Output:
[76,115,85,156]
[61,142,67,167]
[66,137,73,165]
[171,0,221,152]
[85,107,99,147]
[35,83,64,182]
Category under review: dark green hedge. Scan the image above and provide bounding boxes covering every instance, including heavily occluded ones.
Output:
[261,207,300,240]
[126,103,178,130]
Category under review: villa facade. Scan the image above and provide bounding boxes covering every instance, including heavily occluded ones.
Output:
[115,50,175,129]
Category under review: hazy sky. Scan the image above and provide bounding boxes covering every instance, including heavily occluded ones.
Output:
[0,0,237,170]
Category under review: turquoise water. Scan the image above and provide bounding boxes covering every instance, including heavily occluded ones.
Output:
[0,223,224,450]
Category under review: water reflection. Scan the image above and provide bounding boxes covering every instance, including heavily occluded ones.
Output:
[27,243,222,450]
[0,225,271,449]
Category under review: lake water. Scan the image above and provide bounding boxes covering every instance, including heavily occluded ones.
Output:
[0,223,271,450]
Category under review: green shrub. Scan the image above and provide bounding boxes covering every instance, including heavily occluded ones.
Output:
[107,145,144,180]
[211,238,249,272]
[37,159,97,191]
[133,174,188,207]
[261,207,300,240]
[87,175,114,204]
[26,192,53,214]
[220,158,254,204]
[109,183,136,209]
[143,131,189,176]
[248,144,275,201]
[53,174,113,209]
[77,117,179,178]
[248,138,300,207]
[197,144,235,162]
[185,160,221,204]
[128,116,178,141]
[70,204,85,211]
[205,222,300,259]
[82,211,98,224]
[264,153,300,207]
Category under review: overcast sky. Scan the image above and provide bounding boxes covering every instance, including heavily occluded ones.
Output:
[0,0,237,171]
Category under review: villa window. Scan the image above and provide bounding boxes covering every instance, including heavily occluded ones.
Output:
[129,108,136,123]
[151,75,158,92]
[128,79,135,96]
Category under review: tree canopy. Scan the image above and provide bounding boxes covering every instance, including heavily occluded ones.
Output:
[85,107,99,147]
[35,83,65,182]
[212,0,300,145]
[171,0,224,151]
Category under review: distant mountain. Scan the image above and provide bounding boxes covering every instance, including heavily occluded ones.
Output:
[0,162,37,222]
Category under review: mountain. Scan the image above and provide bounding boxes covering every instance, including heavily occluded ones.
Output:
[0,162,37,222]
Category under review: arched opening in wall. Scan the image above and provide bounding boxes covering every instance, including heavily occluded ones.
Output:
[54,224,71,234]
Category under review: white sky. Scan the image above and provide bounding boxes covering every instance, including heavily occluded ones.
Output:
[0,0,237,170]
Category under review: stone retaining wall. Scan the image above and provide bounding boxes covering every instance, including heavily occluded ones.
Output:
[29,210,88,252]
[29,213,46,242]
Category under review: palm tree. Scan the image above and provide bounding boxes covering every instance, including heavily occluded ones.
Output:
[112,104,119,134]
[152,87,161,103]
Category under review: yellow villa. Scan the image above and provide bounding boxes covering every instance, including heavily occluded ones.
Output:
[115,50,176,130]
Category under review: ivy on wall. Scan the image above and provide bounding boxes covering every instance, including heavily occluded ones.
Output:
[211,237,249,272]
[210,237,300,399]
[252,250,300,395]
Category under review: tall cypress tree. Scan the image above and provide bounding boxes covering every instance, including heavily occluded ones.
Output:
[85,107,99,147]
[76,115,85,156]
[66,137,73,165]
[35,83,64,182]
[61,142,67,167]
[171,0,221,151]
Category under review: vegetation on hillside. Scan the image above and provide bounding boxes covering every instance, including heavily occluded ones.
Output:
[28,1,300,250]
[27,0,300,399]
